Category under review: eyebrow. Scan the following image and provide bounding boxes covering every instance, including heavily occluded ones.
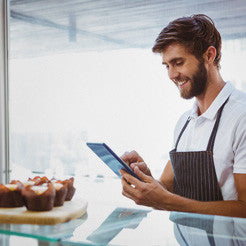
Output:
[162,57,184,65]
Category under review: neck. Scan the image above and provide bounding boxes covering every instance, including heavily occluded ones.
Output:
[196,70,225,116]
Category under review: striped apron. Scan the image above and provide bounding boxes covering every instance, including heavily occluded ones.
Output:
[169,98,229,246]
[169,97,229,202]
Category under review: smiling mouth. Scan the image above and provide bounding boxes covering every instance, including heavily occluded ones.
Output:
[176,80,189,88]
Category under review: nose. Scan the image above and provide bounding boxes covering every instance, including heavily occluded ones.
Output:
[168,67,179,81]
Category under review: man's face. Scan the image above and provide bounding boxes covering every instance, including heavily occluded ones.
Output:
[161,43,207,99]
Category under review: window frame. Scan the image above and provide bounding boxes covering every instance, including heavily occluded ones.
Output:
[0,0,10,184]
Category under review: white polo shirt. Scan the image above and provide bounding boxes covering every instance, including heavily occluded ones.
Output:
[173,82,246,200]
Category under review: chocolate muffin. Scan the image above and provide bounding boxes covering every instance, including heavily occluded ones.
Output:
[22,183,55,211]
[53,182,68,207]
[62,177,76,201]
[0,180,24,207]
[28,176,49,186]
[23,180,35,187]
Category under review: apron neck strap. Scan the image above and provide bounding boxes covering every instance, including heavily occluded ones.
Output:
[174,116,191,150]
[206,97,229,151]
[174,96,230,152]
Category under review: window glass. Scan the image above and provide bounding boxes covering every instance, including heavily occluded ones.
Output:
[8,1,246,181]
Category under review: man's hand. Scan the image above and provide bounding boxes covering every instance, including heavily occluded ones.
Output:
[119,166,170,210]
[121,151,152,177]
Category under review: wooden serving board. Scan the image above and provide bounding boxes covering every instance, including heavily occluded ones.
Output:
[0,199,88,225]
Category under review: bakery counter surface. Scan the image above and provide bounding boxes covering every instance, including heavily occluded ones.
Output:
[61,205,246,246]
[0,176,246,245]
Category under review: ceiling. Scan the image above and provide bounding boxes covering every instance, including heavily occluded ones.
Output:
[9,0,246,58]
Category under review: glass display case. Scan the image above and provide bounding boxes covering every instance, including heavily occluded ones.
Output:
[0,177,245,246]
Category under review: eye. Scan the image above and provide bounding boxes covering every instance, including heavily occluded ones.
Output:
[176,61,183,66]
[165,64,169,70]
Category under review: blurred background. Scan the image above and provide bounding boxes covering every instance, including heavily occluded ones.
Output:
[8,0,246,181]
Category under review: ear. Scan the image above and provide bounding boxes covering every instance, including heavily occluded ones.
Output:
[203,46,216,66]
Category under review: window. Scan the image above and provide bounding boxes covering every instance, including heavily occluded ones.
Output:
[0,0,9,184]
[7,1,246,182]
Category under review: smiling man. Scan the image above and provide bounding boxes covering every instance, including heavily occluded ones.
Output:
[119,14,246,217]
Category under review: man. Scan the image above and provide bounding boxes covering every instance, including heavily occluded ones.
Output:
[119,14,246,218]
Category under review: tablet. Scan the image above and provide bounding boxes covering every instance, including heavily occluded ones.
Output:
[86,142,141,181]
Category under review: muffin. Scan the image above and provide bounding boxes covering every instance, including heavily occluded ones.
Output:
[0,180,24,207]
[28,176,49,186]
[23,180,35,187]
[31,176,41,181]
[22,183,55,211]
[53,181,68,207]
[61,177,76,201]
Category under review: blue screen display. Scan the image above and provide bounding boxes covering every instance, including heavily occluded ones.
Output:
[86,143,141,180]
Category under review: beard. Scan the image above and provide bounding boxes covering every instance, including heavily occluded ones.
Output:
[179,60,208,99]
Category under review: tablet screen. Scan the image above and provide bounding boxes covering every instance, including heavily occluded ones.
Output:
[86,143,141,180]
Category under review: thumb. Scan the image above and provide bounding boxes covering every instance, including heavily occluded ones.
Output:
[134,166,152,183]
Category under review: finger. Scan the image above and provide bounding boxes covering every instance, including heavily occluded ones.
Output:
[121,177,139,199]
[130,162,145,170]
[130,163,136,169]
[133,166,153,183]
[121,150,143,164]
[121,177,135,192]
[122,188,135,201]
[120,169,142,188]
[121,152,130,165]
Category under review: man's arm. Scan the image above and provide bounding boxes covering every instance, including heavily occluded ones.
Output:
[158,160,174,192]
[164,173,246,218]
[120,167,246,218]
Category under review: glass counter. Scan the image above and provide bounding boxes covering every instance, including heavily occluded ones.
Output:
[0,177,246,245]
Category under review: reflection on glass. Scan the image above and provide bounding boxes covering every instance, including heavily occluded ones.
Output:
[86,207,150,244]
[170,212,246,246]
[0,215,87,242]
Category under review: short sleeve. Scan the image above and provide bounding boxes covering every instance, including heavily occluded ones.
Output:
[233,112,246,173]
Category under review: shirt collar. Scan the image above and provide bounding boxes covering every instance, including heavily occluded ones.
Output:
[190,82,235,120]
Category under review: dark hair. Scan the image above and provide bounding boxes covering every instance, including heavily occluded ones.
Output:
[152,14,221,69]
